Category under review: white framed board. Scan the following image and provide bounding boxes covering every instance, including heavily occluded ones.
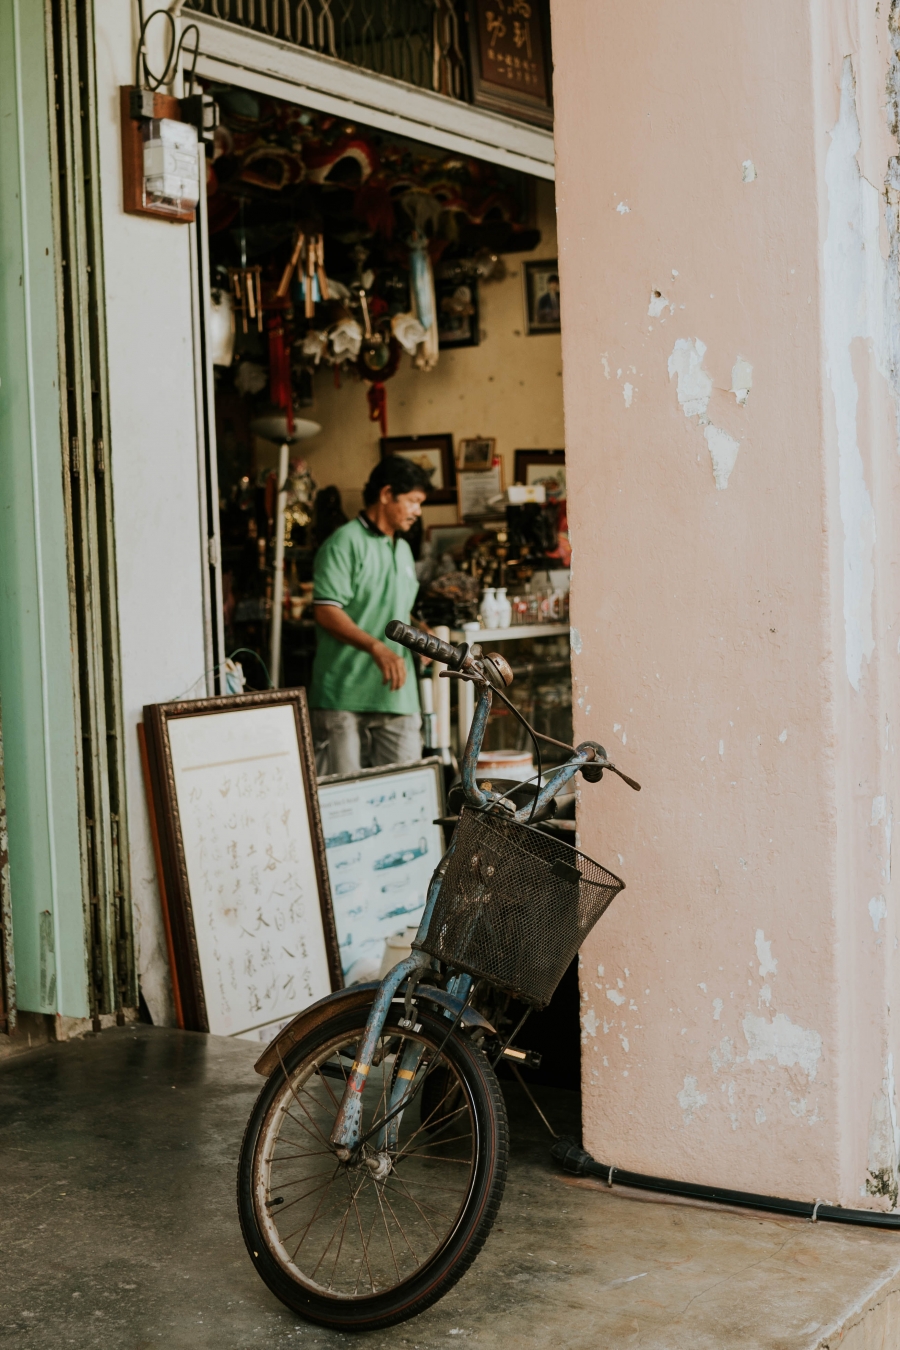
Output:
[141,689,342,1041]
[317,759,445,985]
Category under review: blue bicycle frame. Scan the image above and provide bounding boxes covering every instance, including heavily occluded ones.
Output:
[329,648,599,1160]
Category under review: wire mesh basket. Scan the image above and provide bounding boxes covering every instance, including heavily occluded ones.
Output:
[419,807,625,1008]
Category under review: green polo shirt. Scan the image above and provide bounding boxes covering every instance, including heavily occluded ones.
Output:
[309,514,421,714]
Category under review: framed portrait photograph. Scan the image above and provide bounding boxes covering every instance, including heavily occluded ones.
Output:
[436,276,479,349]
[514,448,566,500]
[457,437,495,471]
[140,688,342,1041]
[380,434,456,505]
[524,259,561,334]
[317,759,445,986]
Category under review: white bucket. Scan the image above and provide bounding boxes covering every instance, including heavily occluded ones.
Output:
[378,925,421,978]
[475,749,535,781]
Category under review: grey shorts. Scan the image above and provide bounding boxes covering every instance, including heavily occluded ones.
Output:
[311,709,423,777]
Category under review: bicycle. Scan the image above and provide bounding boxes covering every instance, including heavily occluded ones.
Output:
[237,621,640,1331]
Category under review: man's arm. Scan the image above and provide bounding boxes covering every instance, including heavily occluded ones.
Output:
[313,604,407,691]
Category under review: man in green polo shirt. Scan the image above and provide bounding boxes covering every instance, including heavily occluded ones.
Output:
[310,456,431,775]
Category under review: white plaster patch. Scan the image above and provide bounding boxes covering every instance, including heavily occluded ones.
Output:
[606,988,625,1006]
[712,997,723,1021]
[704,425,740,490]
[581,1007,599,1039]
[755,929,777,978]
[779,729,788,743]
[648,291,669,318]
[570,627,582,655]
[824,58,882,692]
[677,1076,707,1125]
[742,159,757,182]
[616,201,630,214]
[869,895,887,933]
[668,338,713,418]
[731,357,753,405]
[759,984,772,1007]
[755,1107,766,1124]
[743,1012,822,1081]
[709,1037,734,1074]
[623,382,634,407]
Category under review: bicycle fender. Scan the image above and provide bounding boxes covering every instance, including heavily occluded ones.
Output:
[254,982,496,1078]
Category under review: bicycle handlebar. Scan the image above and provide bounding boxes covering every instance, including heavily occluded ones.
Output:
[384,620,469,671]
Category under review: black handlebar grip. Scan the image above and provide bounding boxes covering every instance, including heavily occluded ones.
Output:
[384,620,468,670]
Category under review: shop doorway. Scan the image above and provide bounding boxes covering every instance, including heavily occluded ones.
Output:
[200,81,580,1091]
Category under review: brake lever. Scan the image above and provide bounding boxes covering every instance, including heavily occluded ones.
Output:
[605,763,642,792]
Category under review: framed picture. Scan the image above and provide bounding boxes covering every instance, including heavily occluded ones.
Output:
[524,259,561,334]
[426,524,474,561]
[458,462,504,521]
[457,436,495,471]
[317,759,445,986]
[140,688,341,1041]
[380,434,456,505]
[436,276,480,348]
[465,0,553,128]
[514,449,566,500]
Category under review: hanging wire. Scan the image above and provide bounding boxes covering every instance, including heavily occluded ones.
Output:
[135,3,201,95]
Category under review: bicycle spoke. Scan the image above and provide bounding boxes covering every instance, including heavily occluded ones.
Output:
[253,1015,488,1303]
[378,1183,421,1266]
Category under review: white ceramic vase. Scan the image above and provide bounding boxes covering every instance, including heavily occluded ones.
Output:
[480,587,500,629]
[494,587,511,629]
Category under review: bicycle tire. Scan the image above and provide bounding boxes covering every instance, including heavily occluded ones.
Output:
[237,1000,508,1331]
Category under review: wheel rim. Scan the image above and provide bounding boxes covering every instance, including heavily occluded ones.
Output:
[253,1021,479,1299]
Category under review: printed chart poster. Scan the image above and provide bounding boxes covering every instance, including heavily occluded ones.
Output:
[318,763,443,984]
[167,705,333,1041]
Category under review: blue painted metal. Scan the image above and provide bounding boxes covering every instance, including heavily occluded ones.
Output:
[329,947,431,1156]
[328,649,603,1157]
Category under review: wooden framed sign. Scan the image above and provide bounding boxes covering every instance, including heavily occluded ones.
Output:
[317,759,445,986]
[465,0,554,128]
[141,688,341,1041]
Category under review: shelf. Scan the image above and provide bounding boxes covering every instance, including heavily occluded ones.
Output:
[448,623,569,643]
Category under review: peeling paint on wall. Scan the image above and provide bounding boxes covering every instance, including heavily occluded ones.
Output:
[668,338,741,489]
[703,425,740,489]
[741,159,757,182]
[677,1075,707,1124]
[742,1012,823,1081]
[668,338,713,418]
[867,1055,900,1206]
[824,57,884,692]
[755,929,778,978]
[869,895,887,932]
[731,357,753,405]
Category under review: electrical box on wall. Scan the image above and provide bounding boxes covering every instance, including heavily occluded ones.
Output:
[120,86,216,223]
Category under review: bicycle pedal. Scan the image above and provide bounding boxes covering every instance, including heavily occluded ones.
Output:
[498,1044,542,1071]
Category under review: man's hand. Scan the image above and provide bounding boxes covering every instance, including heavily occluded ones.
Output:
[370,640,407,690]
[314,604,408,689]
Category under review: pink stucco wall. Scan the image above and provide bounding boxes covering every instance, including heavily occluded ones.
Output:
[553,0,900,1206]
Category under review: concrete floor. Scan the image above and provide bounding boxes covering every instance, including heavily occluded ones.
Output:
[2,1027,900,1349]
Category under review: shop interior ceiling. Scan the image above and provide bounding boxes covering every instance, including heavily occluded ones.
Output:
[205,84,542,418]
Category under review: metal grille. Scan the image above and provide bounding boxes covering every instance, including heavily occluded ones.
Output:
[420,809,624,1008]
[184,0,469,100]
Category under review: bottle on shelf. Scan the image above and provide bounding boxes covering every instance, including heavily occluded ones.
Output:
[494,586,511,629]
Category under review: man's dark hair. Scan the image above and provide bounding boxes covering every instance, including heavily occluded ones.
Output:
[363,455,432,505]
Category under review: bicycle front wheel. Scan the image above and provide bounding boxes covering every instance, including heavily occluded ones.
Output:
[237,1000,508,1331]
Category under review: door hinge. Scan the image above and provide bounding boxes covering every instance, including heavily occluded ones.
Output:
[207,536,220,568]
[94,438,105,475]
[70,435,80,476]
